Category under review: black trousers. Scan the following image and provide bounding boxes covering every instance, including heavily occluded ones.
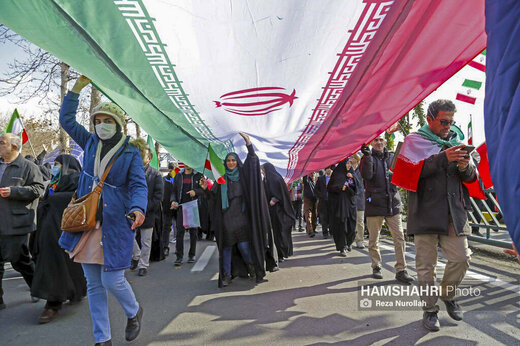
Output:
[292,200,303,228]
[318,198,331,235]
[162,212,173,249]
[0,236,35,301]
[175,227,197,259]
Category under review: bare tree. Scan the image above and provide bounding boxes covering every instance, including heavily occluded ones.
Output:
[89,85,101,133]
[135,122,141,138]
[59,62,69,152]
[0,25,91,150]
[123,113,129,135]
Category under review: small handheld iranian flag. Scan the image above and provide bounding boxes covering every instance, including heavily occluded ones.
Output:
[468,49,486,72]
[5,109,29,144]
[456,79,482,105]
[204,144,226,184]
[468,115,473,145]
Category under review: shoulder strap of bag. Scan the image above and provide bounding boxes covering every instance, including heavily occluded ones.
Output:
[97,139,129,188]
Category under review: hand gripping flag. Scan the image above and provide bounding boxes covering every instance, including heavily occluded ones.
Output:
[5,109,29,144]
[204,144,226,184]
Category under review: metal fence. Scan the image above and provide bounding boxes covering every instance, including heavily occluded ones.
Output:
[467,188,513,249]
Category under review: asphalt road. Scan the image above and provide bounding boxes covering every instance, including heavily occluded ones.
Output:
[1,227,519,345]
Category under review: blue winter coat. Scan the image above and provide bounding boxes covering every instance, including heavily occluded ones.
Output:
[58,91,148,271]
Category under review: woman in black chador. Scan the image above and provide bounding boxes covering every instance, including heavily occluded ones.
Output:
[201,133,278,287]
[262,162,295,262]
[327,158,358,257]
[31,154,86,324]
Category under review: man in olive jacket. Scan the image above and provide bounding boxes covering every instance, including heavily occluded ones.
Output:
[0,133,44,309]
[406,100,475,332]
[360,135,413,284]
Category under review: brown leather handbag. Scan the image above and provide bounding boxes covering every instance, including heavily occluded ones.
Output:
[61,152,122,233]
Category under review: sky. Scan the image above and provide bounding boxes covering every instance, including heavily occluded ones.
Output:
[0,35,487,151]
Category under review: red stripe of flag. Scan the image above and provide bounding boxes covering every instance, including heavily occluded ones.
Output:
[468,60,486,72]
[477,143,493,189]
[456,93,476,104]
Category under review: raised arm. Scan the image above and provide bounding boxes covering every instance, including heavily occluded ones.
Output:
[59,76,94,149]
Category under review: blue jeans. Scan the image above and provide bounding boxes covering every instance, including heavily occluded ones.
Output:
[223,241,253,275]
[82,264,139,343]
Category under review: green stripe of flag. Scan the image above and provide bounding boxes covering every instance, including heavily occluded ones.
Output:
[481,49,486,56]
[462,79,482,90]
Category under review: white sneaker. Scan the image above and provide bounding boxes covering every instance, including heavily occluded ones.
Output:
[356,242,365,249]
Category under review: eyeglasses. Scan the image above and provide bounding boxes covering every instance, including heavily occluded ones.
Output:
[437,119,456,127]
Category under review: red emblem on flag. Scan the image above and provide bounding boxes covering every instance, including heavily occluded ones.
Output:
[214,87,297,116]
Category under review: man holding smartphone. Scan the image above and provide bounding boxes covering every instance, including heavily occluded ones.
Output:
[395,99,476,332]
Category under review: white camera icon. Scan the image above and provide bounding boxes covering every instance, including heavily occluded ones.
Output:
[359,298,372,309]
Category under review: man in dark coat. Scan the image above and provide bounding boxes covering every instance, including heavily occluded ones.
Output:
[161,162,176,257]
[360,135,413,284]
[170,164,203,266]
[404,100,475,331]
[303,174,318,237]
[0,133,44,309]
[315,166,333,239]
[262,162,295,261]
[132,147,164,276]
[31,155,86,323]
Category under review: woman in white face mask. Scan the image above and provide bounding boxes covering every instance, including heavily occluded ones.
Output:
[58,75,148,346]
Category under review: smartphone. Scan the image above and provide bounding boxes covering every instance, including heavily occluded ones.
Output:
[461,145,475,154]
[126,212,136,221]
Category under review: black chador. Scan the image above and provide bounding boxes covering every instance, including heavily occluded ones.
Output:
[205,144,278,287]
[327,159,358,253]
[31,155,86,309]
[263,162,295,260]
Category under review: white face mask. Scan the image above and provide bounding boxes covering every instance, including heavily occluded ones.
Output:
[95,123,117,140]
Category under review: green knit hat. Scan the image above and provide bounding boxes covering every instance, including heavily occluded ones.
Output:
[91,102,125,128]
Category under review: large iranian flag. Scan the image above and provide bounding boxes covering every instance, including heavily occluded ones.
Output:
[0,0,486,181]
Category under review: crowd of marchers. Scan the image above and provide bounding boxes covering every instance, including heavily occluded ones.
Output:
[0,74,476,344]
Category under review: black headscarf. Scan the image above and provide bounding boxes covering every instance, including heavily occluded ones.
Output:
[45,154,82,197]
[329,159,355,187]
[328,159,357,220]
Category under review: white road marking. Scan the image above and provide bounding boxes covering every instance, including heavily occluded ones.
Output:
[379,243,520,293]
[191,245,217,272]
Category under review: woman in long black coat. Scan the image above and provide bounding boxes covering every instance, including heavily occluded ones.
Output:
[327,158,358,256]
[262,162,295,261]
[201,133,278,288]
[31,155,86,323]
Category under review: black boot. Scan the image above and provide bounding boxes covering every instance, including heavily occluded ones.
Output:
[222,274,232,287]
[422,311,440,331]
[443,300,463,321]
[94,340,112,346]
[247,264,256,279]
[395,270,414,285]
[125,305,143,341]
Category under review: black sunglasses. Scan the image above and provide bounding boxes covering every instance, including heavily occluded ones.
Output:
[437,119,456,127]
